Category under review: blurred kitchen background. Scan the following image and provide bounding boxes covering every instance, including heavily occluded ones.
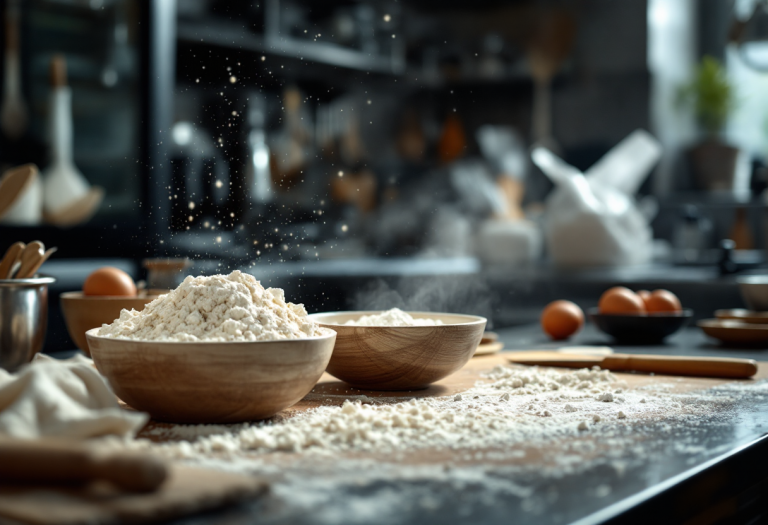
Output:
[2,0,768,351]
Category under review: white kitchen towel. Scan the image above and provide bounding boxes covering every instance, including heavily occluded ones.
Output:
[0,354,147,439]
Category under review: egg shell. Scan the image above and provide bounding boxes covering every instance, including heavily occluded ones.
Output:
[598,287,645,315]
[646,289,682,313]
[541,300,585,340]
[83,267,137,297]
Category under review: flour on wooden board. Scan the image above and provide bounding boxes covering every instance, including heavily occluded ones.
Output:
[344,308,444,327]
[97,271,328,342]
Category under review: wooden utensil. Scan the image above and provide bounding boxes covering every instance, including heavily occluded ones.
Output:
[506,351,758,379]
[0,241,24,279]
[16,246,56,279]
[0,437,167,492]
[0,164,37,221]
[13,240,44,279]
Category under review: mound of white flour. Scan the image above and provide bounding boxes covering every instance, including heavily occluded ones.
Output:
[345,308,444,327]
[97,271,326,342]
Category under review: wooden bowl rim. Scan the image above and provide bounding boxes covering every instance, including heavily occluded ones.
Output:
[698,319,768,331]
[308,310,487,327]
[61,291,165,301]
[85,327,337,347]
[715,308,768,319]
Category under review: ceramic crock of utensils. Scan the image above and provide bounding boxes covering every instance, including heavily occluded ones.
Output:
[588,308,693,344]
[61,292,160,356]
[85,329,336,423]
[0,276,55,371]
[310,311,486,390]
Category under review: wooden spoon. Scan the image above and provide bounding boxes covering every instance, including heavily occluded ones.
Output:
[0,241,24,279]
[16,246,56,279]
[12,240,44,279]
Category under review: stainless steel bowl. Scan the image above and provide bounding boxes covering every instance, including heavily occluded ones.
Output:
[737,275,768,312]
[0,277,55,371]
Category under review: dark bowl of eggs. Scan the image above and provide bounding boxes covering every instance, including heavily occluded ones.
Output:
[588,287,692,344]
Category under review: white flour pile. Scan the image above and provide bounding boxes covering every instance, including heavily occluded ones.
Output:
[345,308,444,327]
[120,364,726,460]
[97,271,327,342]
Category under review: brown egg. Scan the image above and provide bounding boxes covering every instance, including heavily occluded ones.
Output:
[646,289,682,313]
[541,300,584,340]
[83,267,137,297]
[637,290,652,310]
[598,287,645,315]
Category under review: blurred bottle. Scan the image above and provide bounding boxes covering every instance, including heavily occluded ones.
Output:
[672,205,712,262]
[437,113,466,165]
[0,0,26,141]
[269,86,312,191]
[729,206,754,250]
[245,94,272,207]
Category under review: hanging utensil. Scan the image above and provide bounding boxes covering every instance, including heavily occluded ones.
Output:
[0,0,28,141]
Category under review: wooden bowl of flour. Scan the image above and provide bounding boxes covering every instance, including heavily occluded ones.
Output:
[86,328,336,423]
[310,311,486,390]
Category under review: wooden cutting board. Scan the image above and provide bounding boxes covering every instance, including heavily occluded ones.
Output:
[0,464,267,525]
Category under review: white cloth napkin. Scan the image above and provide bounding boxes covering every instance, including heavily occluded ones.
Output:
[0,354,147,439]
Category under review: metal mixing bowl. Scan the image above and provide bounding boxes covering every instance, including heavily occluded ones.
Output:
[0,276,55,371]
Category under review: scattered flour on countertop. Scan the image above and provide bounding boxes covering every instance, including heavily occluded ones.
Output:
[115,364,736,460]
[97,366,768,524]
[344,308,444,327]
[97,271,329,342]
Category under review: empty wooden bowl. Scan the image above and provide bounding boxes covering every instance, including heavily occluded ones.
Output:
[86,329,336,423]
[60,291,162,356]
[310,311,486,390]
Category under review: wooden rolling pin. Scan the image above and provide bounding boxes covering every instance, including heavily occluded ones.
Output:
[0,438,168,492]
[507,352,758,379]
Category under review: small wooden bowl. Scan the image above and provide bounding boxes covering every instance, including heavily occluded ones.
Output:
[60,291,162,356]
[310,311,486,391]
[86,328,336,423]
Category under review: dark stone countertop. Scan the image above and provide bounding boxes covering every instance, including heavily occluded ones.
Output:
[166,324,768,525]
